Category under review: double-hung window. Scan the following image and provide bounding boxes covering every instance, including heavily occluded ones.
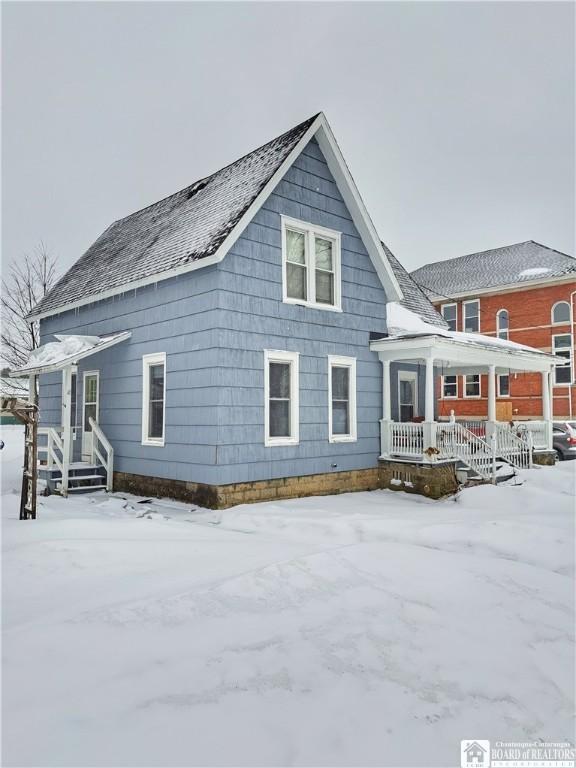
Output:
[442,375,457,398]
[441,303,457,332]
[463,299,480,333]
[282,217,341,311]
[498,374,510,397]
[496,309,509,340]
[264,350,299,446]
[142,353,166,446]
[464,374,481,398]
[328,356,357,442]
[553,334,573,384]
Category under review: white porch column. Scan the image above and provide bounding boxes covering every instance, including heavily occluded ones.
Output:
[425,356,435,422]
[487,365,496,423]
[542,370,553,451]
[61,365,72,497]
[380,359,392,456]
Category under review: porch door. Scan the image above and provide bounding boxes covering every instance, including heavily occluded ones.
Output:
[82,371,99,460]
[399,372,417,422]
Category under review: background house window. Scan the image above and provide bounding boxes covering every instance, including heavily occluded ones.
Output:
[464,374,480,397]
[282,217,341,310]
[441,303,457,331]
[463,300,480,333]
[552,301,571,325]
[442,375,457,398]
[496,309,509,340]
[498,374,510,397]
[264,350,299,446]
[142,353,166,445]
[328,356,357,441]
[553,334,573,384]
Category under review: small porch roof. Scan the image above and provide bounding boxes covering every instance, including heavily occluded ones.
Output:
[372,302,563,374]
[11,331,131,377]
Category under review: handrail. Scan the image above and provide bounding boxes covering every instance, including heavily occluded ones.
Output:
[437,423,495,481]
[89,417,114,492]
[513,420,548,451]
[38,426,64,478]
[494,423,531,470]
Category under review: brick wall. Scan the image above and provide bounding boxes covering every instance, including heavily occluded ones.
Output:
[435,280,576,420]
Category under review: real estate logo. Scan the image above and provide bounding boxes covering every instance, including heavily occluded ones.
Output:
[461,741,491,768]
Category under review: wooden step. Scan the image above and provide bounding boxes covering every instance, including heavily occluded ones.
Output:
[67,485,106,493]
[68,474,105,483]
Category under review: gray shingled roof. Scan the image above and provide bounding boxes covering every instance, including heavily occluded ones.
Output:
[411,241,576,299]
[383,243,448,328]
[30,114,319,318]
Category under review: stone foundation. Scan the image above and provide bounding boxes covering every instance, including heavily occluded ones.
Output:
[113,467,383,509]
[377,458,459,499]
[532,450,556,466]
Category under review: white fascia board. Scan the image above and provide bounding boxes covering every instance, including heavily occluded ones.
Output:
[12,331,131,377]
[314,116,403,303]
[30,112,403,322]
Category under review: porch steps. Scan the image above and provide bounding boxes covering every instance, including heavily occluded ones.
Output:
[38,463,107,495]
[456,459,516,486]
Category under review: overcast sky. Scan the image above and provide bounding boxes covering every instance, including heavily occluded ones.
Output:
[2,1,574,280]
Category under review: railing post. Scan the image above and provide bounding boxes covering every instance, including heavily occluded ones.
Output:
[380,419,391,457]
[47,430,53,469]
[107,447,114,492]
[423,421,437,460]
[491,432,497,484]
[527,431,533,468]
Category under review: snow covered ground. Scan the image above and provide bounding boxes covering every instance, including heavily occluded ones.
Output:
[2,425,574,767]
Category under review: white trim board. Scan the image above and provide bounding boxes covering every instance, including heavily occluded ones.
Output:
[28,113,404,322]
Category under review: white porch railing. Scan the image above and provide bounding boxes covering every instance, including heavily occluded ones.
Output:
[436,423,495,481]
[494,423,532,470]
[89,417,114,492]
[38,426,69,495]
[389,422,424,457]
[512,420,550,451]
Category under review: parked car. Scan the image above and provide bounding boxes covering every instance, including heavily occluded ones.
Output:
[552,422,576,460]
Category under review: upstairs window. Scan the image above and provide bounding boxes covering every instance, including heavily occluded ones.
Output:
[441,303,457,332]
[282,217,341,311]
[496,309,509,340]
[463,300,480,333]
[142,353,166,446]
[553,334,573,384]
[264,350,299,446]
[328,356,357,442]
[552,301,571,325]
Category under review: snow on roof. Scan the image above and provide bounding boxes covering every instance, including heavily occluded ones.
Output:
[386,302,558,359]
[29,114,320,319]
[14,332,131,376]
[411,241,576,298]
[383,245,448,329]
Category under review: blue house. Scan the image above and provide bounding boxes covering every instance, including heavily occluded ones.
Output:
[17,113,561,505]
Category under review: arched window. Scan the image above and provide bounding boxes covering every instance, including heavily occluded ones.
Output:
[552,301,571,325]
[496,309,509,340]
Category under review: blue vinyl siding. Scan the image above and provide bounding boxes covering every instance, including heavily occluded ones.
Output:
[38,137,389,487]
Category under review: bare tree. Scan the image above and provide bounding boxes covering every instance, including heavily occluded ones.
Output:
[1,243,58,400]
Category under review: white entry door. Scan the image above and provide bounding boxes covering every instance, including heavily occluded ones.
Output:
[398,372,418,422]
[82,371,99,460]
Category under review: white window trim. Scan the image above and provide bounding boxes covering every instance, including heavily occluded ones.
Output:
[281,215,342,312]
[264,349,299,447]
[328,355,357,442]
[463,299,481,334]
[440,302,458,331]
[552,333,573,386]
[551,300,571,326]
[82,369,100,427]
[497,373,510,397]
[463,374,482,399]
[142,352,166,446]
[496,308,509,340]
[398,371,418,420]
[441,374,458,399]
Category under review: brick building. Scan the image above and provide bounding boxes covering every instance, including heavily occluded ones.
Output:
[411,241,576,421]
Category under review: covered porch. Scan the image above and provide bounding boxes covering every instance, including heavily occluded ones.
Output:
[12,332,130,496]
[370,331,561,481]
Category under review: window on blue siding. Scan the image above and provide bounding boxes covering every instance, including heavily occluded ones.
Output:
[282,217,341,311]
[264,350,299,446]
[142,352,166,446]
[328,356,357,442]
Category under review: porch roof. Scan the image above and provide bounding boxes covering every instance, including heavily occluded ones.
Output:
[12,331,131,377]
